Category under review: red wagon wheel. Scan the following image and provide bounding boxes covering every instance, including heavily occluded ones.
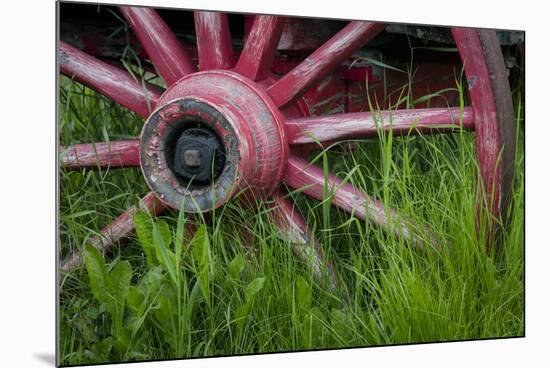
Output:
[59,7,516,291]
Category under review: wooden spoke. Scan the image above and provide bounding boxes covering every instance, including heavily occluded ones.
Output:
[60,192,166,272]
[267,21,384,108]
[60,140,140,169]
[119,6,196,86]
[284,156,432,248]
[235,15,285,81]
[194,11,234,70]
[286,107,474,144]
[270,190,340,293]
[59,41,162,118]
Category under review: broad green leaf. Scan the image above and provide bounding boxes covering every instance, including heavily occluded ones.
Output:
[190,225,210,271]
[107,260,132,340]
[134,211,156,269]
[235,303,250,331]
[153,286,180,352]
[84,244,108,304]
[98,302,107,314]
[127,286,144,312]
[154,294,174,326]
[137,266,165,295]
[134,211,153,245]
[190,225,212,303]
[152,220,177,285]
[108,261,132,305]
[235,277,266,331]
[330,308,352,341]
[86,306,99,319]
[188,277,204,312]
[135,213,173,270]
[95,337,113,361]
[130,266,165,298]
[296,276,312,312]
[126,266,165,348]
[228,254,245,279]
[244,277,265,302]
[156,219,172,247]
[112,330,132,354]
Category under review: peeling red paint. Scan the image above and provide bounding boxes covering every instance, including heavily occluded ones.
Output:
[285,106,474,144]
[266,22,385,108]
[284,155,430,248]
[120,6,196,86]
[60,139,141,169]
[452,29,516,248]
[194,11,235,70]
[140,70,287,212]
[235,15,285,81]
[59,41,163,118]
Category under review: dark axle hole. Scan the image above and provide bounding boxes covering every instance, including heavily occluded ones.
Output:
[165,123,226,186]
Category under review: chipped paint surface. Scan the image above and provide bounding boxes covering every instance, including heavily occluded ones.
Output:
[266,22,385,108]
[194,11,234,70]
[284,156,430,248]
[60,139,141,169]
[140,97,241,212]
[59,41,162,118]
[452,28,514,234]
[235,15,284,81]
[285,106,475,144]
[120,6,196,86]
[140,70,287,212]
[476,30,516,227]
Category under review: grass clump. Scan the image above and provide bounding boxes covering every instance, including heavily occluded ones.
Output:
[59,67,524,365]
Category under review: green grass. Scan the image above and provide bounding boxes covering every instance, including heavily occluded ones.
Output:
[58,65,524,365]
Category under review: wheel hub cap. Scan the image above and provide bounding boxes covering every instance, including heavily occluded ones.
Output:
[140,70,288,212]
[172,126,225,184]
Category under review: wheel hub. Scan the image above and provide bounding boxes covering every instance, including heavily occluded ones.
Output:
[140,70,288,212]
[172,126,225,184]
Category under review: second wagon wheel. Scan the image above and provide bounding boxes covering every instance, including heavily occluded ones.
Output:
[59,7,516,292]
